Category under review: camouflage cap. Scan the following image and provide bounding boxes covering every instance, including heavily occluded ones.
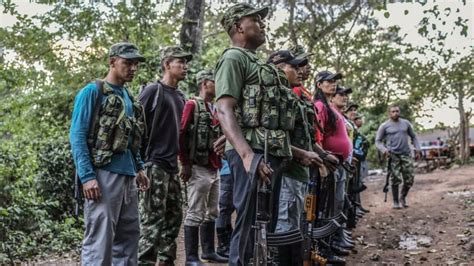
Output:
[160,46,193,62]
[220,3,269,33]
[109,42,145,62]
[288,44,314,59]
[196,69,214,85]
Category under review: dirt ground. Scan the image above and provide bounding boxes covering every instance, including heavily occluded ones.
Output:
[345,164,474,265]
[174,164,474,265]
[30,165,474,265]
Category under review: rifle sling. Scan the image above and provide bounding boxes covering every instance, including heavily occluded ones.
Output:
[238,153,264,265]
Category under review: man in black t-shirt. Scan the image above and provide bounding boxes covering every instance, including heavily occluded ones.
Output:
[138,46,192,266]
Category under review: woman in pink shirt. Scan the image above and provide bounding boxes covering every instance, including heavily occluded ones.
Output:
[313,71,352,160]
[313,70,355,258]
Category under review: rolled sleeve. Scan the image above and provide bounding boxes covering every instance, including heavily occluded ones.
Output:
[215,57,245,101]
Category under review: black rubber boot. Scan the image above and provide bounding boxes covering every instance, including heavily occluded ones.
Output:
[392,185,402,209]
[184,226,206,266]
[216,225,231,258]
[401,186,410,208]
[358,205,370,213]
[320,247,346,265]
[200,221,228,263]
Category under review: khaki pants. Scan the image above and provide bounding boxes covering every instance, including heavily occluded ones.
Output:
[184,165,220,227]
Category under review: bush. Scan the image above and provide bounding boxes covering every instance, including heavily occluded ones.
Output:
[0,132,82,263]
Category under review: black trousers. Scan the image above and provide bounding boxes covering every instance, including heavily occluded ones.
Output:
[226,149,286,266]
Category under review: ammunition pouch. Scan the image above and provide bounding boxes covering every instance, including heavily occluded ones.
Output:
[291,99,316,150]
[255,128,287,153]
[238,54,296,132]
[88,82,145,167]
[186,98,218,166]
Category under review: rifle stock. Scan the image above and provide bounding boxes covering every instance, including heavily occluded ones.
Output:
[383,156,392,202]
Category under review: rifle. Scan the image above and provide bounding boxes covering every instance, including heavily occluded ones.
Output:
[251,130,271,266]
[383,155,392,202]
[302,167,327,266]
[302,167,345,266]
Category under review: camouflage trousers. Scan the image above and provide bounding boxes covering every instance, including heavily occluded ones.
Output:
[138,164,183,265]
[390,154,415,188]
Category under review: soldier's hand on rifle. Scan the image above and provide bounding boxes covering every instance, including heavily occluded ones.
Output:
[257,160,272,185]
[384,150,391,159]
[213,135,226,157]
[83,179,102,201]
[136,169,150,192]
[300,151,323,167]
[324,153,339,172]
[180,164,192,183]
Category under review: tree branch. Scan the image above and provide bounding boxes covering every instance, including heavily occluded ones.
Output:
[312,0,362,44]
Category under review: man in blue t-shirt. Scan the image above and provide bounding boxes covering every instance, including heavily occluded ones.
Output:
[70,42,150,265]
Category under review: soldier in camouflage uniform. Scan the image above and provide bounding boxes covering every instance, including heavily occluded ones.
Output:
[70,42,150,265]
[138,46,192,265]
[376,105,421,209]
[179,70,227,265]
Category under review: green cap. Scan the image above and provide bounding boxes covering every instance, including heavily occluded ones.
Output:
[196,69,214,85]
[220,3,269,33]
[160,46,193,62]
[109,42,145,62]
[288,44,314,59]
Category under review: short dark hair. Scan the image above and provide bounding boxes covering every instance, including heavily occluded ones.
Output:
[388,104,400,112]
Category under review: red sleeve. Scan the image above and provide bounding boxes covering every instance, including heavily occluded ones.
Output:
[179,100,196,166]
[292,87,303,98]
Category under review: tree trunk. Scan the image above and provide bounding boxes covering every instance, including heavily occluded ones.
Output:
[457,87,469,164]
[288,0,297,45]
[179,0,205,54]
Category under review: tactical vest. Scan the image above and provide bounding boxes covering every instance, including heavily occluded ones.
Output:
[86,81,146,167]
[186,97,219,166]
[224,47,297,152]
[291,92,316,151]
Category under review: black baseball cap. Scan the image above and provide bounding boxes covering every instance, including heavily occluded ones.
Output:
[335,85,353,95]
[345,102,359,112]
[315,70,343,83]
[267,50,308,66]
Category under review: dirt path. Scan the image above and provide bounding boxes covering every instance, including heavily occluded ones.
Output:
[345,165,474,265]
[174,165,474,265]
[30,165,474,265]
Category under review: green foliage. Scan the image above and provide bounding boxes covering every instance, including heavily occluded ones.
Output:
[0,0,470,261]
[0,1,236,261]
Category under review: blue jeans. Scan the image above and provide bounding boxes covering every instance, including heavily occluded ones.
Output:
[216,173,234,229]
[275,176,307,232]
